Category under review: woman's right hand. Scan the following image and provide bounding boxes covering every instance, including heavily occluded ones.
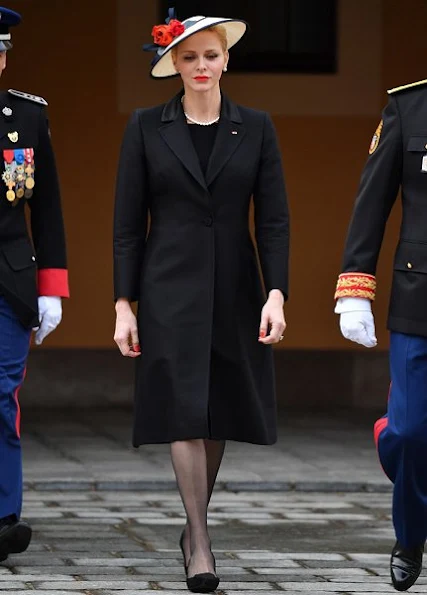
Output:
[114,298,141,357]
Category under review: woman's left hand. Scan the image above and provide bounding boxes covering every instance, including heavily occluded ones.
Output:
[258,289,287,345]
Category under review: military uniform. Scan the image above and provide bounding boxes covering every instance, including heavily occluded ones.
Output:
[335,79,427,590]
[0,89,68,326]
[0,6,68,563]
[0,88,69,561]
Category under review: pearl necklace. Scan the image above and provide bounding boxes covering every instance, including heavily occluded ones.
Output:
[181,96,220,126]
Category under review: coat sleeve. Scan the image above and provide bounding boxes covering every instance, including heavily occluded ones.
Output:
[113,110,148,302]
[29,106,69,297]
[335,96,403,300]
[253,112,290,300]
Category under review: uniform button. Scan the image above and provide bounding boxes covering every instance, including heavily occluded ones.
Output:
[407,262,413,269]
[203,216,213,227]
[31,256,36,261]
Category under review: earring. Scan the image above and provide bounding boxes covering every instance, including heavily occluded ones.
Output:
[223,66,227,72]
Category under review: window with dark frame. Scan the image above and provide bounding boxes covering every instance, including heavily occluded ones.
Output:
[159,0,337,74]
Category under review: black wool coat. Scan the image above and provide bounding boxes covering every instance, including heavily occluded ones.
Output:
[341,82,427,337]
[114,91,289,446]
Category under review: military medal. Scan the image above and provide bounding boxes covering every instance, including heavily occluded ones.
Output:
[13,149,26,198]
[24,148,33,165]
[1,147,36,204]
[23,148,35,197]
[2,149,16,203]
[25,176,35,189]
[14,149,24,166]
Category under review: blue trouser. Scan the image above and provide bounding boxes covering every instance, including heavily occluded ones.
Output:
[375,331,427,548]
[0,296,31,520]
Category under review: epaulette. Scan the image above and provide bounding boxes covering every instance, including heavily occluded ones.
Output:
[387,79,427,95]
[7,89,48,106]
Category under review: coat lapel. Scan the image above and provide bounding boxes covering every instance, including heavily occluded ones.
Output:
[159,92,207,191]
[205,94,245,187]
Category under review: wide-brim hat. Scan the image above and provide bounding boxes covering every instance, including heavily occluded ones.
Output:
[150,16,247,79]
[0,7,21,51]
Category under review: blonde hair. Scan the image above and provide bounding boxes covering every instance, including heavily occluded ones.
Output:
[171,24,228,61]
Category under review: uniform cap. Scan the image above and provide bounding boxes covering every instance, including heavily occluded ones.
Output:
[0,7,21,51]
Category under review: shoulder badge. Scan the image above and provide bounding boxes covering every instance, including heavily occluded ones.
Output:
[7,89,48,106]
[387,79,427,95]
[369,120,383,155]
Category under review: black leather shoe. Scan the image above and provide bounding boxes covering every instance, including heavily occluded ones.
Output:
[0,517,32,561]
[186,553,219,593]
[390,541,424,591]
[186,572,219,593]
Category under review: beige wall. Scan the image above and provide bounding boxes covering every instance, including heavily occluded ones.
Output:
[3,0,425,349]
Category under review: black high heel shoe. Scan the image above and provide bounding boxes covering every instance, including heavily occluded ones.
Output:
[186,553,219,593]
[179,530,189,574]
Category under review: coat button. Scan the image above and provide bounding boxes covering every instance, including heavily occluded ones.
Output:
[407,262,413,269]
[203,216,213,227]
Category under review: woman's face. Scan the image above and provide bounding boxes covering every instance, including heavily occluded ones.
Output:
[173,30,228,93]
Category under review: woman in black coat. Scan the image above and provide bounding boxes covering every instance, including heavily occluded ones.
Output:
[113,11,289,593]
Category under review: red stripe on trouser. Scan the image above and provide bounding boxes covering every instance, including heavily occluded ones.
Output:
[374,416,388,449]
[373,381,392,449]
[13,366,27,438]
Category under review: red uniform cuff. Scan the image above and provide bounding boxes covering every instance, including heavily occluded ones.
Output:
[38,269,70,297]
[334,272,376,301]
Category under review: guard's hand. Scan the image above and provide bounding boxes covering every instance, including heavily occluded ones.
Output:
[114,299,141,358]
[335,297,377,348]
[258,289,286,345]
[34,296,62,345]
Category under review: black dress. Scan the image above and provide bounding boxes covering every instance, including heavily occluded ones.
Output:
[187,122,218,175]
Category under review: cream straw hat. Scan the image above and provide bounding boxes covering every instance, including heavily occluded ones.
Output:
[144,10,247,78]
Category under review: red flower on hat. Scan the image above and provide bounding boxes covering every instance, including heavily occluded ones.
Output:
[151,19,185,47]
[168,19,185,37]
[151,24,173,46]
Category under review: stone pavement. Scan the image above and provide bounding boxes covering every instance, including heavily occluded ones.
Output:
[22,407,389,491]
[1,489,417,594]
[2,407,409,594]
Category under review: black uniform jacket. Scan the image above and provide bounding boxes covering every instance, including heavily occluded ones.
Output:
[0,90,68,328]
[114,91,289,446]
[341,81,427,337]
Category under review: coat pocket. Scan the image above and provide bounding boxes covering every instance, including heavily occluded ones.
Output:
[394,240,427,273]
[2,239,36,271]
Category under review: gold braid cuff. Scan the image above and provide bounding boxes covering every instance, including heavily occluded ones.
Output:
[334,272,376,301]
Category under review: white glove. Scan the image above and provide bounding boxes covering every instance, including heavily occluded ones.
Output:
[335,297,377,348]
[34,296,62,345]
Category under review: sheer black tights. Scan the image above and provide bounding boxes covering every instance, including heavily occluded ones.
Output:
[171,439,226,577]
